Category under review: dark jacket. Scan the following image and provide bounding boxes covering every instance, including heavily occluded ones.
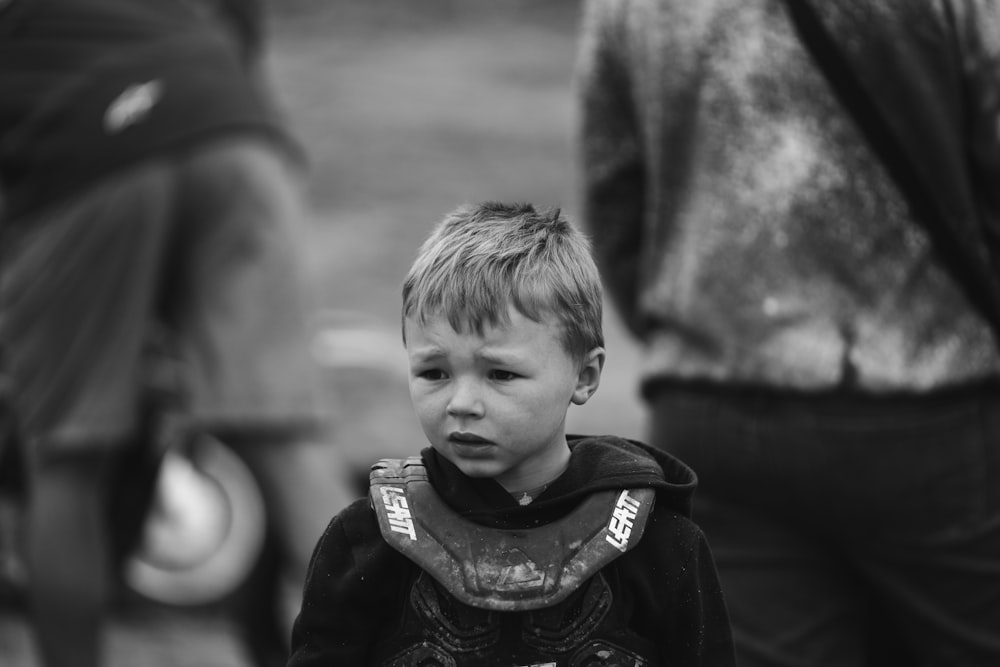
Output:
[288,435,735,666]
[576,0,1000,395]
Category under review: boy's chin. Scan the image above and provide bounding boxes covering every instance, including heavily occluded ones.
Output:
[437,451,505,480]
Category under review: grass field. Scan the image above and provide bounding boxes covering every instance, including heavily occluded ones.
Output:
[265,1,648,475]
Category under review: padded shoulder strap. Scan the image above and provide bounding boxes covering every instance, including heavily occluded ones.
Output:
[369,457,655,611]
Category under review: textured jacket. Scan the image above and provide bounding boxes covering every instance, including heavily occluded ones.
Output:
[288,435,735,666]
[576,0,1000,395]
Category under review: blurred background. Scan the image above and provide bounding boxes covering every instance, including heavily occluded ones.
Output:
[274,0,647,477]
[0,0,646,664]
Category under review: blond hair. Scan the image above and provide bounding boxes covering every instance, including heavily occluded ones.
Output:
[402,201,604,361]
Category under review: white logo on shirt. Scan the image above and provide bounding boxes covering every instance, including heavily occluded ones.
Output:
[380,486,417,541]
[104,80,163,134]
[606,490,641,552]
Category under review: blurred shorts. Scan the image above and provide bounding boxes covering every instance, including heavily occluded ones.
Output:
[0,138,326,455]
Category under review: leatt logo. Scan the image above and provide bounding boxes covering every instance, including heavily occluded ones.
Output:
[380,486,417,541]
[606,490,641,552]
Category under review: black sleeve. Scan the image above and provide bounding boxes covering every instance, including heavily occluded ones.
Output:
[665,527,736,666]
[287,500,410,666]
[955,0,1000,216]
[623,509,736,666]
[575,0,648,338]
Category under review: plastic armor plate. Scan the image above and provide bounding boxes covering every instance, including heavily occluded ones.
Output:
[369,457,655,612]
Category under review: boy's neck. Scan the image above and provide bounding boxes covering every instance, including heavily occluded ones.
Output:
[499,443,571,501]
[511,480,553,506]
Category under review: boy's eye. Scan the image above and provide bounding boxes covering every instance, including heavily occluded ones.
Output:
[417,369,446,381]
[490,370,518,381]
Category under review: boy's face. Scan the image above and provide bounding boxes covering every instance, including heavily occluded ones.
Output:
[404,307,604,494]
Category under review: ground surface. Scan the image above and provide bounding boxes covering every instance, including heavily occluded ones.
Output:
[0,1,649,663]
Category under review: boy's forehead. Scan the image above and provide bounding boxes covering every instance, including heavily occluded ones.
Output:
[406,301,562,330]
[404,306,562,342]
[403,310,502,340]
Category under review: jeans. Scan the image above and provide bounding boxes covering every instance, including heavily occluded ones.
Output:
[649,386,1000,667]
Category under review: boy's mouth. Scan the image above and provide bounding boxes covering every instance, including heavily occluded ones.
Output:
[448,432,492,445]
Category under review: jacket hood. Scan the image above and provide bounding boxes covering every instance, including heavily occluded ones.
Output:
[422,434,697,528]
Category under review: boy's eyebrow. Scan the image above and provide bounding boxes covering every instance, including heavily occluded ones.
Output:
[408,346,523,365]
[475,349,524,365]
[407,345,445,361]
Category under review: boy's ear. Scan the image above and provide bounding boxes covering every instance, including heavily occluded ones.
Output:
[571,346,605,406]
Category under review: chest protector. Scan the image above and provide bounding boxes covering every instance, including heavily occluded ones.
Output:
[369,457,660,666]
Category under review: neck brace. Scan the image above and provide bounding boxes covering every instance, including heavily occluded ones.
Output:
[369,457,655,612]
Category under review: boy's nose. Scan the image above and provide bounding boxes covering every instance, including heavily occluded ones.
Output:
[446,378,484,417]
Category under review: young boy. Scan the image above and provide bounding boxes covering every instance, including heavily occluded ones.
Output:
[288,202,735,666]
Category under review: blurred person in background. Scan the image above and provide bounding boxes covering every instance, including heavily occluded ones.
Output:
[576,0,1000,665]
[0,0,352,665]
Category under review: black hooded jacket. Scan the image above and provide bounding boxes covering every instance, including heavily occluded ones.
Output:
[288,435,735,666]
